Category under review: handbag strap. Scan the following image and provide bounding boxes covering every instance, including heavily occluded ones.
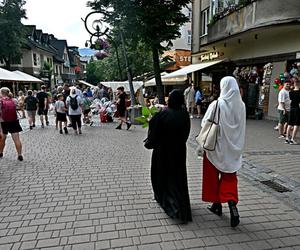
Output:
[211,100,220,124]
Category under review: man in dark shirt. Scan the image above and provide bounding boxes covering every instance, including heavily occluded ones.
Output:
[36,85,49,128]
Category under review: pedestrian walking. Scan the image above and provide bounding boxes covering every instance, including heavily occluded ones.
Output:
[144,89,192,223]
[184,83,195,118]
[115,86,131,130]
[195,87,203,118]
[285,77,300,144]
[0,87,23,161]
[55,94,68,135]
[17,90,26,119]
[200,76,246,228]
[36,85,49,128]
[66,87,83,135]
[24,90,38,130]
[82,92,92,124]
[277,81,291,138]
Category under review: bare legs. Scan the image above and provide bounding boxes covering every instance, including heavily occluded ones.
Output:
[0,133,22,159]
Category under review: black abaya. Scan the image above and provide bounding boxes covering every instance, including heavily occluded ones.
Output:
[146,108,192,222]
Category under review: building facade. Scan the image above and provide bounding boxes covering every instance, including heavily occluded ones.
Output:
[0,25,86,89]
[192,0,300,119]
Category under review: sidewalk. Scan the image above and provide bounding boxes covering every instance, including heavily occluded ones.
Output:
[0,120,299,249]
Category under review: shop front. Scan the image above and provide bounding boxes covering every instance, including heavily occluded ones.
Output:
[192,24,300,120]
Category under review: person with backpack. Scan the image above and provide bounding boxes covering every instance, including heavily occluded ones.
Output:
[0,87,23,161]
[24,90,39,130]
[66,87,83,134]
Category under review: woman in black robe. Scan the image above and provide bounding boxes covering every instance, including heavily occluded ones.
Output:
[145,90,192,223]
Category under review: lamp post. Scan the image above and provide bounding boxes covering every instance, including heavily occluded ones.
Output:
[82,11,135,106]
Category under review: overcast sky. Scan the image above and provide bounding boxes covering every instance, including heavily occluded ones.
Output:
[23,0,92,48]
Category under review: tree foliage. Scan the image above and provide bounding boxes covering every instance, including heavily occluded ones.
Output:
[87,0,190,103]
[86,40,153,84]
[0,0,27,69]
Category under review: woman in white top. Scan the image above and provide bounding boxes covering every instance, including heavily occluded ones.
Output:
[201,76,246,227]
[66,87,83,134]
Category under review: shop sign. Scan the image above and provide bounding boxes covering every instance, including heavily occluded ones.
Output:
[175,50,192,67]
[296,52,300,59]
[200,51,224,62]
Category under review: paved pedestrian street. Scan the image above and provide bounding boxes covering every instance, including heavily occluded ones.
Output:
[0,119,300,249]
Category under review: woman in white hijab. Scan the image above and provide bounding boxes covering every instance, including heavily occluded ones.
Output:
[201,76,246,227]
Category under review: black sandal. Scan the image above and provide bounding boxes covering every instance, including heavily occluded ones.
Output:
[228,200,240,227]
[207,203,222,216]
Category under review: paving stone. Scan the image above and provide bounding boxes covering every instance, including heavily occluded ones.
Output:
[68,234,90,244]
[1,118,300,250]
[36,238,60,248]
[71,242,95,250]
[110,238,133,248]
[20,241,37,250]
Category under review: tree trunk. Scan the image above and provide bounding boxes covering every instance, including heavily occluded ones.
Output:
[4,58,11,70]
[151,46,165,104]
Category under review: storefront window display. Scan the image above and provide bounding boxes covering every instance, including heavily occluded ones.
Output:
[233,65,263,118]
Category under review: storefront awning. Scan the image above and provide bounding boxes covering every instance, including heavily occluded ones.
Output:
[163,60,224,79]
[144,60,223,87]
[13,70,43,83]
[78,80,95,88]
[0,68,22,81]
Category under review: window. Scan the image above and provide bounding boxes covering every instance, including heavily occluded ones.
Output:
[33,53,37,66]
[201,8,209,35]
[187,30,192,45]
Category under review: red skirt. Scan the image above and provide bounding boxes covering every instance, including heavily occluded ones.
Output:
[202,153,238,203]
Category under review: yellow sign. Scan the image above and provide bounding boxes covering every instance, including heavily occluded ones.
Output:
[200,52,224,62]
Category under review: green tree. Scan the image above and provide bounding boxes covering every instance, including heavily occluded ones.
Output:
[87,0,190,104]
[40,61,53,87]
[0,0,27,70]
[86,39,153,84]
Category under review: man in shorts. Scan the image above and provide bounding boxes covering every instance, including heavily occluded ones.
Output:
[184,83,195,118]
[277,81,291,138]
[36,85,49,128]
[24,90,38,129]
[0,87,23,161]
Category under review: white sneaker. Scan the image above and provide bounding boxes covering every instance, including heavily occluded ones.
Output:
[190,115,194,119]
[290,139,298,145]
[278,135,285,139]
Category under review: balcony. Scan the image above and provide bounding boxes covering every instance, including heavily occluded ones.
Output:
[207,0,300,43]
[61,73,76,81]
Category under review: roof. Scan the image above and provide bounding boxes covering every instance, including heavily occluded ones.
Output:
[49,39,68,59]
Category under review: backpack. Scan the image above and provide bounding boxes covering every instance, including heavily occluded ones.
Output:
[26,96,38,111]
[1,98,18,122]
[69,95,78,110]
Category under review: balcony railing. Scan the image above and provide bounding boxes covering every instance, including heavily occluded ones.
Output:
[207,0,300,43]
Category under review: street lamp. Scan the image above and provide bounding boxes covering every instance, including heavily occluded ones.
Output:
[82,11,135,106]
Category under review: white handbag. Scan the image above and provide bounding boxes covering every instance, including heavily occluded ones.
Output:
[196,101,220,151]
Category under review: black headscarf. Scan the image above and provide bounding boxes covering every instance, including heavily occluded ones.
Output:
[168,89,185,110]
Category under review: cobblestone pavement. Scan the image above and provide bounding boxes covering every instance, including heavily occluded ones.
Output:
[0,117,300,249]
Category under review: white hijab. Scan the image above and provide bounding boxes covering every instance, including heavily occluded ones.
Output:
[202,76,246,173]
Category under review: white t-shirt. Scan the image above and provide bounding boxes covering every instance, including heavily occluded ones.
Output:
[66,95,83,115]
[184,86,195,103]
[277,89,291,111]
[55,100,66,114]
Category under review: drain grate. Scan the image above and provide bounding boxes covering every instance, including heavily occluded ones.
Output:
[260,180,292,193]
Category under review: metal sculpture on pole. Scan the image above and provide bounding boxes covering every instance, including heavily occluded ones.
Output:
[82,11,135,106]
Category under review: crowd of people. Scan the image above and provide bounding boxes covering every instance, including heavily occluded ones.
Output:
[0,83,131,161]
[276,76,300,145]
